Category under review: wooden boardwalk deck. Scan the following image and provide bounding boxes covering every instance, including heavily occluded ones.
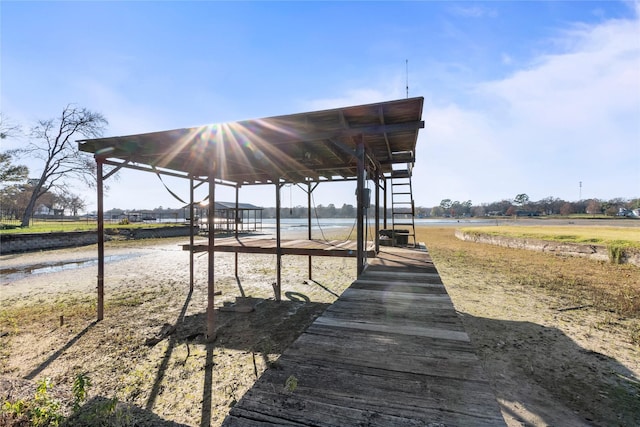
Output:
[183,237,377,258]
[223,246,506,426]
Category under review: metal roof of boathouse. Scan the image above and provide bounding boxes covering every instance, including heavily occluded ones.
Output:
[78,97,424,184]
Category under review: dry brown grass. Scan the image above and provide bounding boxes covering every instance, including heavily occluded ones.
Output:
[418,227,640,320]
[0,241,357,426]
[418,226,640,425]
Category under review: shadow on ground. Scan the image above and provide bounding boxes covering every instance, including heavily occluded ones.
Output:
[6,287,332,427]
[142,292,331,427]
[63,396,190,427]
[459,313,640,426]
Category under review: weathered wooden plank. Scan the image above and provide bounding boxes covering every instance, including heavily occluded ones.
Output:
[239,377,504,427]
[325,296,457,314]
[313,316,470,342]
[224,413,305,427]
[223,246,506,426]
[339,287,455,303]
[326,295,456,313]
[360,270,442,281]
[283,341,484,381]
[254,359,497,409]
[228,396,462,427]
[350,279,446,293]
[321,305,465,331]
[304,322,477,355]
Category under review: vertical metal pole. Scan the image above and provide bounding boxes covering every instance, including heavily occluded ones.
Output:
[356,137,365,276]
[375,174,380,253]
[307,181,312,280]
[96,158,104,321]
[383,178,388,229]
[275,182,282,301]
[189,176,194,291]
[206,171,216,342]
[235,185,239,277]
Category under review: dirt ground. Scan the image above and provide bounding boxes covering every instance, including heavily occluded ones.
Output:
[434,252,639,427]
[1,224,639,426]
[421,222,640,427]
[1,233,357,426]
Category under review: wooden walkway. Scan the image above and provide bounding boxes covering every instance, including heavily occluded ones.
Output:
[183,237,377,258]
[223,246,506,426]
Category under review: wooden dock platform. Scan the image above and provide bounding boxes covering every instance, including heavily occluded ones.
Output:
[223,246,506,426]
[183,237,377,258]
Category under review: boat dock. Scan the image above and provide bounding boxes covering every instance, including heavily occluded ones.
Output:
[223,246,506,426]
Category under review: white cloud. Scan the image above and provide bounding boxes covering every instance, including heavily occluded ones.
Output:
[448,5,497,19]
[412,11,640,206]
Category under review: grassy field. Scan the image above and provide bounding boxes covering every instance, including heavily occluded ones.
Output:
[417,226,640,340]
[418,226,639,425]
[0,220,185,234]
[459,224,640,248]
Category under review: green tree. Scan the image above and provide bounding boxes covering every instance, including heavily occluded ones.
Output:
[54,192,86,216]
[514,193,530,208]
[439,199,452,211]
[0,151,28,184]
[0,112,22,140]
[462,200,472,216]
[0,114,28,186]
[430,206,444,217]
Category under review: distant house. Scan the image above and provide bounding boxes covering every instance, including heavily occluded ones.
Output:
[34,204,54,216]
[33,204,64,217]
[618,208,640,218]
[516,210,539,217]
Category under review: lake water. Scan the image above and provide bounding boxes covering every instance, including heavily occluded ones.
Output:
[260,218,495,233]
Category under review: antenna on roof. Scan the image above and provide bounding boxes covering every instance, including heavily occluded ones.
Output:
[405,59,409,98]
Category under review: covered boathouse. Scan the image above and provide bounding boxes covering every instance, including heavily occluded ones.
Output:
[78,97,508,425]
[78,97,425,340]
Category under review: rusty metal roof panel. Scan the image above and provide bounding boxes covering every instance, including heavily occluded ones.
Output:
[78,97,424,184]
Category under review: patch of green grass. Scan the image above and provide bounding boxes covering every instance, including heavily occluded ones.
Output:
[461,225,640,249]
[417,227,640,339]
[0,221,187,235]
[2,377,64,427]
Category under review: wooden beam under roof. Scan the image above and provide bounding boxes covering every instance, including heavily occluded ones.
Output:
[378,105,393,161]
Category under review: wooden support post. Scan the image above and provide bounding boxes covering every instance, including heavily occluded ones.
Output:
[189,176,195,291]
[206,171,216,342]
[375,174,380,253]
[235,185,239,277]
[356,137,365,276]
[383,177,388,229]
[307,181,312,280]
[96,158,104,321]
[275,182,282,301]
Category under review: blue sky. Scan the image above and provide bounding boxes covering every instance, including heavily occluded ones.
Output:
[2,1,639,212]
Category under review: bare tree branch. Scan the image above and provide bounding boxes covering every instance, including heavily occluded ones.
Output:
[16,104,108,226]
[0,113,23,140]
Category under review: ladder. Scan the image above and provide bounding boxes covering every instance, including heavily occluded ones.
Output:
[391,167,416,247]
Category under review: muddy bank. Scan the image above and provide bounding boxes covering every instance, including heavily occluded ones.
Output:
[455,230,640,266]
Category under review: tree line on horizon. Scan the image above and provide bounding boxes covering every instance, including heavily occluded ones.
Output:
[429,194,639,218]
[40,194,640,222]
